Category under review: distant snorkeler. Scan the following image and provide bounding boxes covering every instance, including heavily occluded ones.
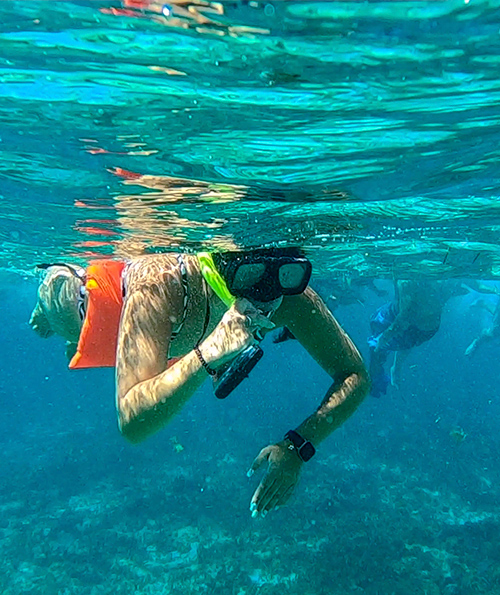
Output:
[367,279,474,397]
[464,282,500,357]
[30,248,369,517]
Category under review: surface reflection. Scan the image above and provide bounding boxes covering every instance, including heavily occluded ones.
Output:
[101,0,272,37]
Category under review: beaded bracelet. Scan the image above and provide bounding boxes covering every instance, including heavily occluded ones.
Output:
[194,346,217,377]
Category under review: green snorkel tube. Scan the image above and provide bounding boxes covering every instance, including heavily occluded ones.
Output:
[197,252,264,400]
[197,252,235,308]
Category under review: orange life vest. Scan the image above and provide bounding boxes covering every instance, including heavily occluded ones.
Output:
[69,260,125,369]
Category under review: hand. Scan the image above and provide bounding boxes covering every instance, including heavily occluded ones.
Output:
[201,298,274,368]
[465,339,478,357]
[247,441,303,517]
[368,334,381,352]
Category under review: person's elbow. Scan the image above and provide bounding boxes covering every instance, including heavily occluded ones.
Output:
[116,392,149,445]
[343,358,370,407]
[118,415,146,445]
[116,389,176,445]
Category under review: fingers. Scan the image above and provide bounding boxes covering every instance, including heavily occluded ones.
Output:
[264,483,295,513]
[248,446,274,517]
[259,477,296,514]
[250,476,278,517]
[251,477,296,517]
[248,444,295,516]
[30,321,54,338]
[29,307,54,338]
[254,313,275,330]
[235,299,275,331]
[247,445,273,477]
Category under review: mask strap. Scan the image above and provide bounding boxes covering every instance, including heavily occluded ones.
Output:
[36,263,86,281]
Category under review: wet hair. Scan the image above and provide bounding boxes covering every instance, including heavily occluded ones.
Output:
[31,265,85,342]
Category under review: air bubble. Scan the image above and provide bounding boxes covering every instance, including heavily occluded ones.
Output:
[264,3,275,16]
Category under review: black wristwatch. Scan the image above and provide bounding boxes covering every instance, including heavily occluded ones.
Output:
[284,430,316,462]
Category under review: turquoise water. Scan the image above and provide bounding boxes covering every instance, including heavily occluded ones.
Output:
[2,0,500,277]
[2,2,500,594]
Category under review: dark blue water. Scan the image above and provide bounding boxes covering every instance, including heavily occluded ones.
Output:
[2,1,500,593]
[2,273,500,594]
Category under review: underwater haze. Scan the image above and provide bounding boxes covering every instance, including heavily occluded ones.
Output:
[1,1,500,594]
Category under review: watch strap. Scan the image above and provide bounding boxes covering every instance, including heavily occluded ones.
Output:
[284,429,316,462]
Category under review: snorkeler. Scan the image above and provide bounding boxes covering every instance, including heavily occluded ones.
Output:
[368,279,467,397]
[464,282,500,356]
[30,249,369,517]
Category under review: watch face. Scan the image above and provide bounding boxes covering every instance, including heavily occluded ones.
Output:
[300,442,315,462]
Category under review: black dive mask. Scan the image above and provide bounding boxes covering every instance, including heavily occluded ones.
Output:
[213,250,312,303]
[210,248,311,399]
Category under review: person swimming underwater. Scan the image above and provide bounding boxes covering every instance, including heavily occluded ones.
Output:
[367,279,478,397]
[30,248,369,517]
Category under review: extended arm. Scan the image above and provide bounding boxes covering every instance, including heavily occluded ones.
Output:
[116,286,208,444]
[275,287,369,445]
[463,280,500,296]
[248,287,369,516]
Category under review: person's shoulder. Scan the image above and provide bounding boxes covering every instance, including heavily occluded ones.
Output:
[124,253,187,284]
[127,253,188,269]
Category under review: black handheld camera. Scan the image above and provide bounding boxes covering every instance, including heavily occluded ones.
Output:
[213,344,264,400]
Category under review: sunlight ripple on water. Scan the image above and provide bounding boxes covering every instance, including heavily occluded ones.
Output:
[0,0,500,278]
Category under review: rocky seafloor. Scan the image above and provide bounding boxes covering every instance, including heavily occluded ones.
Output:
[1,414,499,595]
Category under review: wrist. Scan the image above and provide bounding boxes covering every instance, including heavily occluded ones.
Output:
[194,345,217,377]
[199,333,238,370]
[284,430,316,462]
[197,333,223,366]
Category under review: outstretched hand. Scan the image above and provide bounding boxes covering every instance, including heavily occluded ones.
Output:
[465,339,478,357]
[247,441,303,517]
[367,334,381,352]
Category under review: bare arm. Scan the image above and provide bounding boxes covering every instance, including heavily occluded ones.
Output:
[116,286,263,444]
[464,280,500,296]
[273,287,369,445]
[116,285,209,444]
[247,287,369,516]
